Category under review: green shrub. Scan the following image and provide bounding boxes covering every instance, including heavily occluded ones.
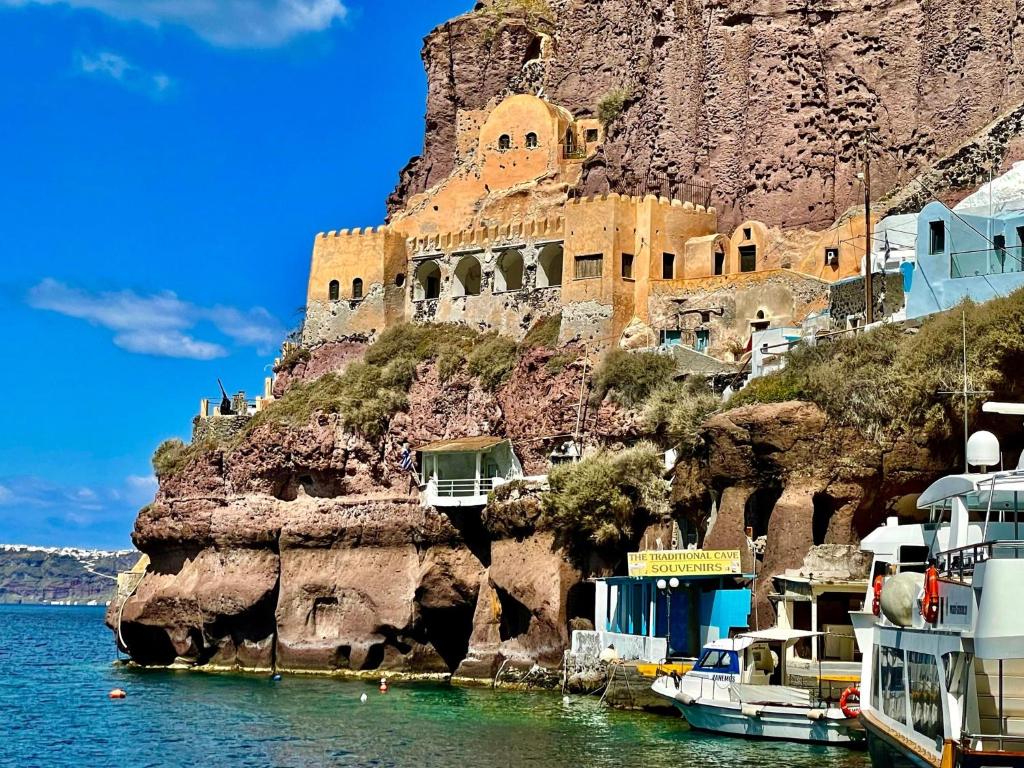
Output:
[521,314,561,349]
[274,345,310,373]
[545,350,576,375]
[468,333,520,390]
[597,88,630,127]
[542,442,666,547]
[727,291,1024,443]
[591,349,677,408]
[152,437,214,478]
[643,376,721,453]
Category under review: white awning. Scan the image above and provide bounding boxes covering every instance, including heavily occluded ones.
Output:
[739,628,824,643]
[703,637,756,652]
[917,472,1024,508]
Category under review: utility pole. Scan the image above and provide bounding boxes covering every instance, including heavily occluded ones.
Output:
[863,144,875,326]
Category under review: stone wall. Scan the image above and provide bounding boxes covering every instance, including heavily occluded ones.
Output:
[829,272,905,329]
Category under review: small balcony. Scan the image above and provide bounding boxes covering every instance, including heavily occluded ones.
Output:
[425,476,505,507]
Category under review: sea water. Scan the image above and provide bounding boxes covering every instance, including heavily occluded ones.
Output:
[1,605,870,767]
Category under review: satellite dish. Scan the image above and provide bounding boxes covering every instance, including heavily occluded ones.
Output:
[967,430,1000,471]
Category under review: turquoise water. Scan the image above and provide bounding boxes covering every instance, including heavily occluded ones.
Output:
[3,605,870,767]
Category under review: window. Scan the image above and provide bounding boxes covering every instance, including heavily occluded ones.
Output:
[878,646,907,724]
[908,652,944,743]
[622,253,634,279]
[453,255,482,296]
[585,128,599,143]
[525,132,538,149]
[498,134,511,151]
[994,234,1007,273]
[537,243,563,287]
[714,248,725,276]
[743,227,752,241]
[739,245,757,273]
[694,328,709,352]
[929,220,945,254]
[695,649,738,674]
[395,273,406,287]
[660,330,682,347]
[328,280,340,301]
[574,253,603,279]
[495,249,524,292]
[415,261,441,300]
[662,252,675,279]
[824,247,839,266]
[352,278,363,300]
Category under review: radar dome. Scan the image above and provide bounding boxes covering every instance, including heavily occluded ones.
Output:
[967,430,1000,469]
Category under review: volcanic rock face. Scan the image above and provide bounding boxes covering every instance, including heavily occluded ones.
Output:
[675,401,948,624]
[394,0,1024,229]
[110,347,622,677]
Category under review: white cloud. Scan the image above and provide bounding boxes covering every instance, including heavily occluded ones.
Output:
[76,50,175,99]
[2,0,348,47]
[0,484,12,505]
[113,329,226,360]
[27,278,284,360]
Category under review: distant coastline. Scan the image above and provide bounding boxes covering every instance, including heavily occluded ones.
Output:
[0,544,138,605]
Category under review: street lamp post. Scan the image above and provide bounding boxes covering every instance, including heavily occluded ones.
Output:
[657,577,681,659]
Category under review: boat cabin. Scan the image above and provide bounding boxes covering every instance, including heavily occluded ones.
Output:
[415,436,524,507]
[690,629,825,690]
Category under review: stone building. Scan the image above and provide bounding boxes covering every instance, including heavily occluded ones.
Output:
[302,93,867,357]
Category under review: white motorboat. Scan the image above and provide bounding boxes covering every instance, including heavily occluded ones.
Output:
[855,419,1024,768]
[651,628,865,744]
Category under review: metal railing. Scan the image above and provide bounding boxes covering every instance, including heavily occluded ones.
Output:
[938,541,1024,582]
[430,477,499,498]
[964,732,1024,753]
[563,145,588,160]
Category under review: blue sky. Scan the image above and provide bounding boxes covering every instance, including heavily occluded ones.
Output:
[0,0,469,549]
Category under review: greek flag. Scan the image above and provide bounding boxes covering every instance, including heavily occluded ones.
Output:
[399,447,413,471]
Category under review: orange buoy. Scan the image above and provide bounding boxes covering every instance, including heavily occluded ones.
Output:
[108,688,127,699]
[872,575,883,616]
[839,685,860,718]
[920,565,940,624]
[379,677,389,693]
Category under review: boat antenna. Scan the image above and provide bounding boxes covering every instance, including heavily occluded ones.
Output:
[939,311,992,472]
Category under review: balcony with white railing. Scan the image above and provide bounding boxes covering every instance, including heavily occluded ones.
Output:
[425,476,505,507]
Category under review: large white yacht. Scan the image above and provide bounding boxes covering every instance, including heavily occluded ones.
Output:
[855,409,1024,767]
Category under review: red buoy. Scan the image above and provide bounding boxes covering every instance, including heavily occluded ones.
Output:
[108,688,127,699]
[379,677,389,693]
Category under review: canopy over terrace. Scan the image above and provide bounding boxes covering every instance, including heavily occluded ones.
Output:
[590,549,753,659]
[415,436,524,507]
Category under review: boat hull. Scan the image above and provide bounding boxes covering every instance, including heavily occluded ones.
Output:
[675,700,864,745]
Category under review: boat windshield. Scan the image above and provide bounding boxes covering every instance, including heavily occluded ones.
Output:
[694,649,739,674]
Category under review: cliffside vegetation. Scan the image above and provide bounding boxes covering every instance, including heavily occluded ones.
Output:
[731,292,1024,442]
[542,442,666,549]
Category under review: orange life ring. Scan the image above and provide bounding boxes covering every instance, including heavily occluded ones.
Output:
[920,565,939,624]
[872,575,883,617]
[839,685,860,718]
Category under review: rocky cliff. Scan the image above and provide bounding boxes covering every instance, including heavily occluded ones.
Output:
[392,0,1024,229]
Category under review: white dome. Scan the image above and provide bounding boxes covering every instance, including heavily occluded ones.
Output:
[967,430,1001,469]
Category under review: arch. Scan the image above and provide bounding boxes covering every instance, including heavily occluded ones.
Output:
[352,278,363,300]
[498,134,511,151]
[537,243,564,288]
[328,280,340,301]
[495,249,524,292]
[525,132,538,149]
[453,255,482,297]
[415,260,441,300]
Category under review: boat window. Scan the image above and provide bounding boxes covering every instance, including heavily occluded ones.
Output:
[898,545,930,574]
[908,651,944,743]
[695,649,738,674]
[879,646,908,724]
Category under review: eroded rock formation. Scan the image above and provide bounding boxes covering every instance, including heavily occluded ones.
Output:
[393,0,1024,229]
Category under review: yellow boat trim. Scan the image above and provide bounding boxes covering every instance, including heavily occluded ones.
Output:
[635,662,692,677]
[860,709,940,768]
